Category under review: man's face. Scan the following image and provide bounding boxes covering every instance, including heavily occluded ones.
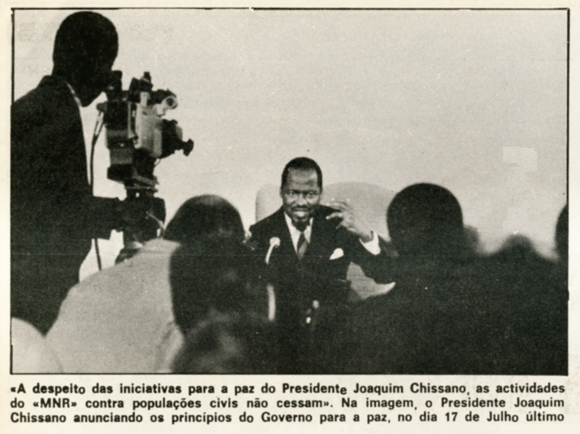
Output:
[75,57,116,107]
[280,169,322,227]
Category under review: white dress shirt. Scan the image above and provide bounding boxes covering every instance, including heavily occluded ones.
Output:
[283,212,380,255]
[64,80,82,107]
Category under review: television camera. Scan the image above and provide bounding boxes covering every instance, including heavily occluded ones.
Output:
[95,71,193,260]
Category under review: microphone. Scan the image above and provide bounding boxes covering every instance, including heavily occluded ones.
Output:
[266,283,276,321]
[265,237,281,265]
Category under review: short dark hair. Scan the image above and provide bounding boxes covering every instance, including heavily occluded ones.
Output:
[387,183,464,257]
[164,195,245,245]
[281,157,323,190]
[170,240,268,336]
[53,12,118,76]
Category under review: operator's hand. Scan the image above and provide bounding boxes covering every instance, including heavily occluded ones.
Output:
[326,198,373,243]
[115,199,148,231]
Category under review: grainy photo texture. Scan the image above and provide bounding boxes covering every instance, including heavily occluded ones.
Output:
[10,8,568,376]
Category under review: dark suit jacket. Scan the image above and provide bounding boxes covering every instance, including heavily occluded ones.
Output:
[249,206,390,321]
[11,75,119,333]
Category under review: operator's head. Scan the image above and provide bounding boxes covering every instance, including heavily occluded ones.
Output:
[387,183,464,258]
[52,11,118,107]
[164,195,245,245]
[280,157,323,229]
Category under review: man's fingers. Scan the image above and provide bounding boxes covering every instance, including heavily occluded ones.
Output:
[328,201,354,214]
[326,211,343,221]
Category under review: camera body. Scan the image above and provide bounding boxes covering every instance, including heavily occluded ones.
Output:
[96,72,193,253]
[98,71,193,190]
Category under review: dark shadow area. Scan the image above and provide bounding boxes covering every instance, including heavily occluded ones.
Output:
[316,185,567,375]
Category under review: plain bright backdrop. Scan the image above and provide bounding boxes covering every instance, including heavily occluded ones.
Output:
[12,8,567,279]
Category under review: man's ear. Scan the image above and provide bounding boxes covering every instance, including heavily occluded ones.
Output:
[279,187,284,199]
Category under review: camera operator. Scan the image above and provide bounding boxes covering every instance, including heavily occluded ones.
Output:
[11,12,128,334]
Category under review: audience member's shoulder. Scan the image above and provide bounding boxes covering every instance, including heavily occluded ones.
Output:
[140,237,181,255]
[67,238,178,293]
[485,235,556,281]
[12,318,62,373]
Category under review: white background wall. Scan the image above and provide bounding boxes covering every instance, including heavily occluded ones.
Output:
[12,8,567,279]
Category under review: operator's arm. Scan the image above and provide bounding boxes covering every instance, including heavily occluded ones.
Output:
[11,92,121,242]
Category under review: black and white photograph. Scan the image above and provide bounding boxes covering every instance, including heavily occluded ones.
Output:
[9,5,570,376]
[6,6,577,429]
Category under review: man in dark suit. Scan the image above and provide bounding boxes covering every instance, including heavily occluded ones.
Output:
[248,157,391,372]
[11,12,124,333]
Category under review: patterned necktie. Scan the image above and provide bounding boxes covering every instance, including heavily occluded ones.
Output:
[297,231,308,260]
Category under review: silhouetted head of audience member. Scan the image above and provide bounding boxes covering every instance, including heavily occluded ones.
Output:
[170,239,268,336]
[172,312,277,374]
[492,234,545,265]
[480,220,568,375]
[52,11,118,106]
[387,183,465,258]
[556,204,568,263]
[164,195,245,245]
